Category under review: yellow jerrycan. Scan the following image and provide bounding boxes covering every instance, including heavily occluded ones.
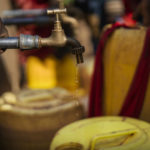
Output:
[102,26,150,121]
[26,56,57,89]
[50,116,150,150]
[0,88,84,150]
[26,54,78,92]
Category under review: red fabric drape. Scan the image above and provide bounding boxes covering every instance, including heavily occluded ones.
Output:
[89,23,150,118]
[119,27,150,117]
[13,0,48,9]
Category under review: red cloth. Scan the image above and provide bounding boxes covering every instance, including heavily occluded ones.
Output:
[122,13,136,27]
[13,0,48,9]
[89,23,150,118]
[119,27,150,117]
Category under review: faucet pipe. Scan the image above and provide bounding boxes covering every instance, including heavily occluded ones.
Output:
[2,15,77,27]
[0,35,84,49]
[2,16,79,42]
[2,8,67,18]
[3,10,79,42]
[2,8,66,26]
[0,34,84,64]
[2,8,68,26]
[0,35,39,49]
[2,8,79,36]
[0,8,84,64]
[2,16,55,26]
[3,9,50,18]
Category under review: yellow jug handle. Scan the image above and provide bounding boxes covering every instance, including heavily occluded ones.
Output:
[90,129,137,150]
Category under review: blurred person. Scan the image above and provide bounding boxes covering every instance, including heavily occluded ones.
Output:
[88,0,125,28]
[104,0,125,23]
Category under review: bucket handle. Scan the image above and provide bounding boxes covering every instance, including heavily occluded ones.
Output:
[90,128,137,150]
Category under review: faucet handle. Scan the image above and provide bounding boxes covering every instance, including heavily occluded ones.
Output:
[47,8,67,15]
[47,8,67,22]
[47,8,67,31]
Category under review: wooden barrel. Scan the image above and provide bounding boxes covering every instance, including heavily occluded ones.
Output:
[0,88,84,150]
[102,26,150,121]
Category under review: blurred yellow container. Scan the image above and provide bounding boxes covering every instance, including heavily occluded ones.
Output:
[102,26,150,121]
[56,54,77,91]
[26,56,57,89]
[26,54,78,91]
[50,116,150,150]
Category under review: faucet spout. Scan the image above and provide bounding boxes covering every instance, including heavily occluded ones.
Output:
[39,20,67,47]
[66,38,85,64]
[0,35,85,64]
[39,30,67,47]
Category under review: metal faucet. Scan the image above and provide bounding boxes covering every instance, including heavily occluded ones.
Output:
[0,8,85,64]
[39,8,67,47]
[2,0,79,38]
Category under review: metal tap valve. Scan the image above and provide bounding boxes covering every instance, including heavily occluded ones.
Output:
[0,8,85,64]
[47,8,67,31]
[47,8,67,15]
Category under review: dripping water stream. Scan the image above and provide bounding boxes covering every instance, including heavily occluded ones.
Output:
[73,64,79,100]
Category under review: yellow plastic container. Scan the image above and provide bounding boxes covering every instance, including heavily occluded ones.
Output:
[50,116,150,150]
[26,54,78,91]
[102,26,150,121]
[56,54,77,91]
[26,56,57,89]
